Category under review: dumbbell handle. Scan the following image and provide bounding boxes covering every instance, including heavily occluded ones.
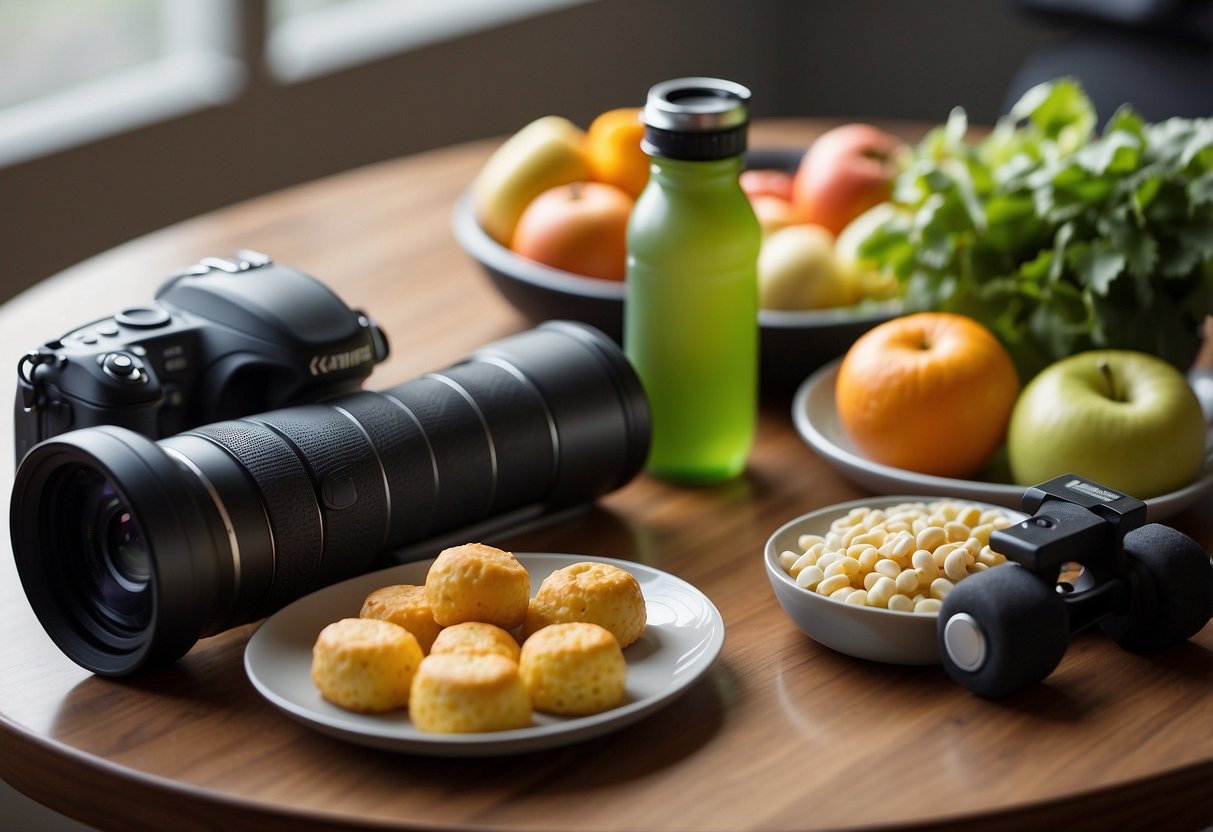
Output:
[1059,576,1129,633]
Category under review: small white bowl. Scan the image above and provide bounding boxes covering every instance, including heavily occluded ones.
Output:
[764,496,1027,665]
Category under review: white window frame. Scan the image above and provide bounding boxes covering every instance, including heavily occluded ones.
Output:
[266,0,590,83]
[0,0,245,168]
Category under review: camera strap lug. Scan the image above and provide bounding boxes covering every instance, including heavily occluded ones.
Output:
[17,350,59,412]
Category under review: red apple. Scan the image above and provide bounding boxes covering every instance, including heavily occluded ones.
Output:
[510,181,633,281]
[791,124,904,236]
[740,169,795,201]
[748,194,796,236]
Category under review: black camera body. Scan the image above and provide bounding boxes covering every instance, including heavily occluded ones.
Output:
[12,276,651,678]
[15,250,388,462]
[939,475,1213,698]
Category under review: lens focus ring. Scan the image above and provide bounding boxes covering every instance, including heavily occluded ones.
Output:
[187,419,325,613]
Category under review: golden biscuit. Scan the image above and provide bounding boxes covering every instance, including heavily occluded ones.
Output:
[311,618,423,713]
[409,653,532,733]
[521,561,646,647]
[430,622,521,662]
[424,543,529,629]
[519,622,626,716]
[359,584,443,654]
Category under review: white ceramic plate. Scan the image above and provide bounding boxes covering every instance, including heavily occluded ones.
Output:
[244,553,724,756]
[793,359,1213,522]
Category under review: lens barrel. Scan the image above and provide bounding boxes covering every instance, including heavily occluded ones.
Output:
[11,322,650,676]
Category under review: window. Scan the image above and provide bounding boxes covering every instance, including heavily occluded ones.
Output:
[265,0,589,83]
[0,0,590,167]
[0,0,242,167]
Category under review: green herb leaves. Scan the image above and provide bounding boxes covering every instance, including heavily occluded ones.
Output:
[858,79,1213,380]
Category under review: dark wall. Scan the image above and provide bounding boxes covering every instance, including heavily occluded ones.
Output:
[0,0,1058,301]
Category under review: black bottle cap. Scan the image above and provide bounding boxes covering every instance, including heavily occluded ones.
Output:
[641,77,751,161]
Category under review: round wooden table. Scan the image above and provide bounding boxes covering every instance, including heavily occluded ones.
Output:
[1,121,1210,832]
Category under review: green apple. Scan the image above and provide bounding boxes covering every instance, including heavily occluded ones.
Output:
[1007,350,1206,499]
[757,224,859,310]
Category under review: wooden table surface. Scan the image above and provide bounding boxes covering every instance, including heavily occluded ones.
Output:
[1,121,1210,832]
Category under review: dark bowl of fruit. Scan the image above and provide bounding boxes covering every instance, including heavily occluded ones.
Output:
[452,144,901,393]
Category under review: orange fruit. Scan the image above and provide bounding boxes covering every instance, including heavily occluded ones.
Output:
[510,181,633,281]
[834,313,1020,478]
[584,107,649,198]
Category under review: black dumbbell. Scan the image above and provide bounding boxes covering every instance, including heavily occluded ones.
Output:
[937,475,1213,698]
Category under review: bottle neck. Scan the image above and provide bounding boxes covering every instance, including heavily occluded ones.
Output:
[647,155,744,187]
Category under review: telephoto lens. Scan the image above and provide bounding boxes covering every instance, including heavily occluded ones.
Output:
[11,321,650,676]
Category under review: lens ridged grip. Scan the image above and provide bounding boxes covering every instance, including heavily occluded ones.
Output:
[250,405,388,586]
[188,419,324,613]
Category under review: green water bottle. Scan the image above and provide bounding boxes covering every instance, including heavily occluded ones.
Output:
[624,77,760,483]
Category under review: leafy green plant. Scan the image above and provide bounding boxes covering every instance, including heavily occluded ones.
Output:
[858,79,1213,380]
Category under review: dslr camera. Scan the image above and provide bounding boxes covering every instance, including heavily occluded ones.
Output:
[11,252,650,677]
[15,250,388,462]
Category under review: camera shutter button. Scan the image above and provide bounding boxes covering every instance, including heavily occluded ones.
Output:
[102,352,147,383]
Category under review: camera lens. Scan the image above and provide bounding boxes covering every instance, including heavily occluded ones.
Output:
[88,477,151,623]
[11,322,650,676]
[103,500,150,586]
[48,468,153,634]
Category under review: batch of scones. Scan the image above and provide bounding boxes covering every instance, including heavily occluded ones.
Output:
[311,542,647,733]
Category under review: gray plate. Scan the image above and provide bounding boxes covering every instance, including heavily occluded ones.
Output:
[793,359,1213,521]
[245,553,724,756]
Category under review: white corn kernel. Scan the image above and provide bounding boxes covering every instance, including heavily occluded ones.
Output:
[895,569,919,595]
[823,559,851,580]
[779,550,800,571]
[911,549,938,577]
[969,523,993,545]
[863,509,887,528]
[888,593,914,612]
[817,574,851,596]
[943,548,970,582]
[796,564,825,590]
[930,577,954,600]
[944,520,970,542]
[840,524,867,548]
[844,589,869,606]
[816,551,842,571]
[856,547,881,571]
[914,598,942,614]
[957,505,982,527]
[790,552,815,576]
[916,526,947,552]
[932,542,959,568]
[797,533,826,551]
[867,576,897,608]
[874,558,901,579]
